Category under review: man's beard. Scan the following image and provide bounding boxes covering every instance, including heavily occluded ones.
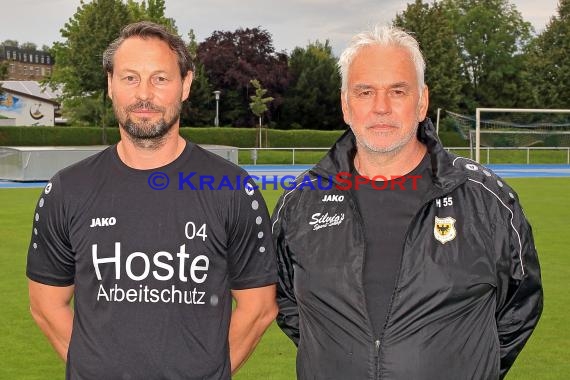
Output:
[115,100,181,150]
[353,120,418,155]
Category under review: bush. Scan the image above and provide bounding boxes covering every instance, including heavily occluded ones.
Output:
[0,125,466,148]
[0,126,120,146]
[180,128,256,147]
[0,126,345,148]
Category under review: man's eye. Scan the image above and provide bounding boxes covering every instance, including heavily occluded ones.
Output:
[356,90,374,98]
[390,89,407,97]
[153,76,168,84]
[123,75,138,83]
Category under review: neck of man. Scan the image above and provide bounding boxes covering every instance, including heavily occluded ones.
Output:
[354,138,427,179]
[117,126,186,170]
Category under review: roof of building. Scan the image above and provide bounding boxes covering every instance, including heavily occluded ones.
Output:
[0,46,53,62]
[0,81,61,104]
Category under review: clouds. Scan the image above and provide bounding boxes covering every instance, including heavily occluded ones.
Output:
[1,0,560,55]
[167,0,410,54]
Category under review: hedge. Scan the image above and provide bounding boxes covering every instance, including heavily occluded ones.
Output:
[0,126,119,146]
[0,126,467,148]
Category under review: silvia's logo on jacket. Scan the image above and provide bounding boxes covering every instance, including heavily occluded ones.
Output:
[434,216,456,244]
[309,212,345,231]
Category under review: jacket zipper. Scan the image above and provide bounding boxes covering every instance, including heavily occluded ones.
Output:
[371,189,460,380]
[346,190,380,380]
[375,339,381,379]
[316,163,466,380]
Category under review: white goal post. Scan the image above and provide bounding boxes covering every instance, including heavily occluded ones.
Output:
[475,108,570,163]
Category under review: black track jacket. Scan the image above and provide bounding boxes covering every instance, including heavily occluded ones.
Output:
[271,119,543,380]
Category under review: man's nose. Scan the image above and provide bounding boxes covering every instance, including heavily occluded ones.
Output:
[135,79,153,101]
[372,91,391,115]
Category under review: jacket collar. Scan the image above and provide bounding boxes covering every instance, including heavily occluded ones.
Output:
[312,118,467,192]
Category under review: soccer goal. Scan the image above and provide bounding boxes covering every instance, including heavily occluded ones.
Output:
[474,108,570,163]
[446,109,570,163]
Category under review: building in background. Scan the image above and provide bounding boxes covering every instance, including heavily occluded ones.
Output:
[0,81,61,126]
[0,46,54,81]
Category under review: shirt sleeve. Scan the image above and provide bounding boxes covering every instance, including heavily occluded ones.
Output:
[495,189,543,378]
[26,175,75,286]
[226,177,277,289]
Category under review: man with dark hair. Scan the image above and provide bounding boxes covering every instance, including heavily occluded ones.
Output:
[27,21,278,379]
[272,24,543,379]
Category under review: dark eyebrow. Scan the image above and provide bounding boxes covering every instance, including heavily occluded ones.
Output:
[117,69,169,75]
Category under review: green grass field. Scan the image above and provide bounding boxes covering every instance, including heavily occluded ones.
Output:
[1,178,569,379]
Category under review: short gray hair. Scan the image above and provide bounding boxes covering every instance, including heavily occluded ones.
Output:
[103,21,194,78]
[338,25,425,93]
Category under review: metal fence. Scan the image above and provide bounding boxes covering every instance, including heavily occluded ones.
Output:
[239,147,329,165]
[445,146,570,165]
[238,147,570,165]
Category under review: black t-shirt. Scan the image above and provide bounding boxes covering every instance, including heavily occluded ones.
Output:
[27,141,277,380]
[354,153,431,339]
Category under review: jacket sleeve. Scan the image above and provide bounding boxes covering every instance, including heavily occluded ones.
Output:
[271,193,300,346]
[496,197,543,379]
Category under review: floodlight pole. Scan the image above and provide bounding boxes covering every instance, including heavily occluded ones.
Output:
[213,90,221,127]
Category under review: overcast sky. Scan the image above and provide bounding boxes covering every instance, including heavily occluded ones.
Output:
[1,0,561,55]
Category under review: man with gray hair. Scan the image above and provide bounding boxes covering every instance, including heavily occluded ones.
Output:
[272,24,542,379]
[27,21,278,379]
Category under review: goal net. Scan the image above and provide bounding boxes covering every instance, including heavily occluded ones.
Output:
[446,108,570,163]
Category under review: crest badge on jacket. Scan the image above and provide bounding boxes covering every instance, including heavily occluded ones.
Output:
[434,216,456,244]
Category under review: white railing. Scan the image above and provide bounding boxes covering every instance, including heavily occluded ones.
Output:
[445,146,570,165]
[238,147,329,165]
[237,146,570,165]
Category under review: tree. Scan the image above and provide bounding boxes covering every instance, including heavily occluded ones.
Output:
[0,61,8,96]
[453,0,533,109]
[0,61,7,80]
[61,92,117,127]
[249,79,274,147]
[526,0,570,108]
[1,40,18,47]
[197,27,290,127]
[1,43,13,95]
[51,0,131,97]
[394,0,466,117]
[48,0,132,140]
[179,29,215,126]
[180,63,214,126]
[278,40,342,129]
[393,0,535,114]
[126,0,177,32]
[20,42,38,51]
[186,29,198,59]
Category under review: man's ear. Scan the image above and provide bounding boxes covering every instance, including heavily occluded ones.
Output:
[181,71,193,102]
[418,85,429,121]
[107,73,113,100]
[341,91,351,125]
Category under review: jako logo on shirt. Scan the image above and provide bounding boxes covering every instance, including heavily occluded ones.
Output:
[309,212,345,231]
[321,194,344,202]
[90,217,117,228]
